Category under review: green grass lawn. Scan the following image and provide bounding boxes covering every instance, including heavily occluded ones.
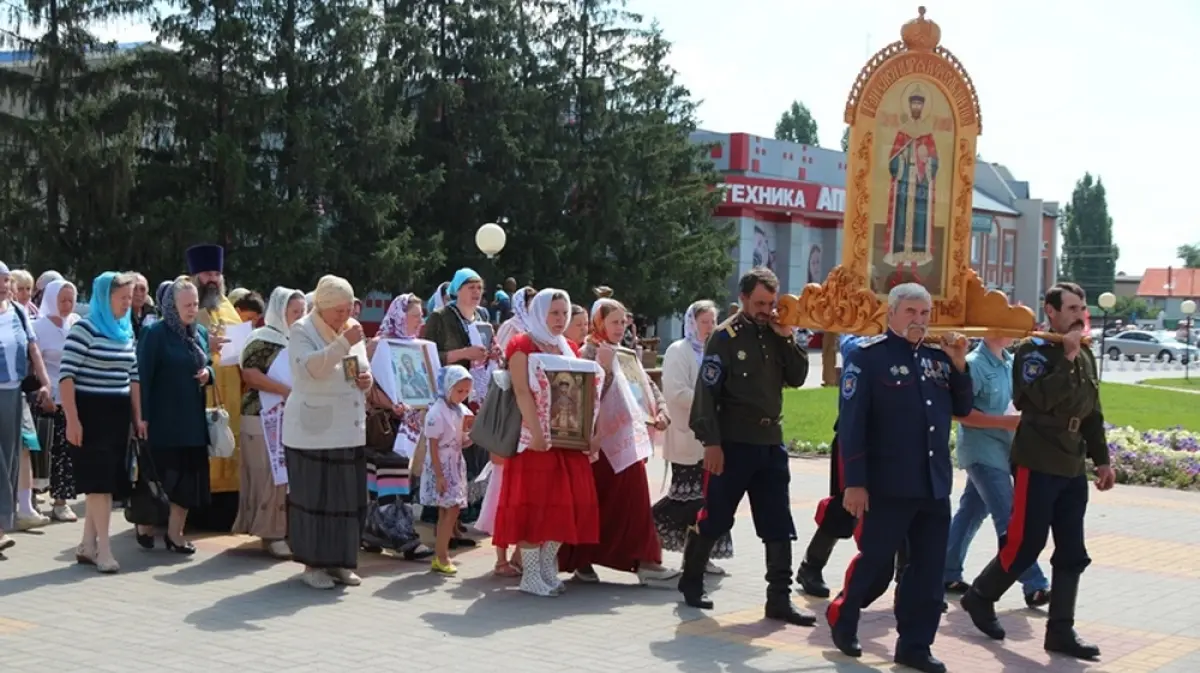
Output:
[1138,377,1200,392]
[782,382,1199,443]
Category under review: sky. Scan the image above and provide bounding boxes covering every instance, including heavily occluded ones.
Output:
[86,0,1197,275]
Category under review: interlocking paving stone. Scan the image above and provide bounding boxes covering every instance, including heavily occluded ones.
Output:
[2,457,1198,672]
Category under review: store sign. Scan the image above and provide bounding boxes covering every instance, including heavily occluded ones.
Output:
[971,214,993,232]
[719,177,845,215]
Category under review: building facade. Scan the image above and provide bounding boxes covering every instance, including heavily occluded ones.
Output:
[686,130,1060,327]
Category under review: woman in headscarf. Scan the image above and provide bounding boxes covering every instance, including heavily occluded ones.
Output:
[425,281,450,317]
[152,280,172,323]
[135,278,214,554]
[557,298,678,586]
[31,280,82,522]
[33,270,64,309]
[494,288,603,596]
[651,300,732,573]
[233,286,307,559]
[359,293,431,561]
[478,285,536,576]
[495,286,535,354]
[420,268,498,535]
[59,272,142,573]
[283,275,373,590]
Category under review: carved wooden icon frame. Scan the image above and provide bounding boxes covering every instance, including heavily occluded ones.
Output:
[777,7,1035,337]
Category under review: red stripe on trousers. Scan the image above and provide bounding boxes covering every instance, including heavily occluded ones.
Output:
[815,496,833,526]
[825,513,865,627]
[695,468,712,524]
[999,466,1031,572]
[836,438,846,492]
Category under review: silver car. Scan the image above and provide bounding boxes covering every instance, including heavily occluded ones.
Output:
[1101,329,1199,363]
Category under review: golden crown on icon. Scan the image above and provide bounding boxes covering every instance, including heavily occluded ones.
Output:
[901,6,941,51]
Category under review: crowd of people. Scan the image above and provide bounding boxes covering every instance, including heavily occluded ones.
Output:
[0,250,1119,673]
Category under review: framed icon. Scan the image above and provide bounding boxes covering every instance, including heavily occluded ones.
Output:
[615,347,653,417]
[388,340,438,408]
[475,322,495,351]
[547,370,596,450]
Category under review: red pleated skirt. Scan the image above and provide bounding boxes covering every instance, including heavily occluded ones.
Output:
[491,447,600,547]
[558,453,663,573]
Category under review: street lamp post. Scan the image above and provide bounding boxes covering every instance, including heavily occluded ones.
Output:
[475,222,507,259]
[1097,292,1117,380]
[1182,299,1197,382]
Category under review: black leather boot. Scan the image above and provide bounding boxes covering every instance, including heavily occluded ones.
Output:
[1044,571,1101,660]
[961,558,1015,640]
[894,649,947,673]
[678,531,718,609]
[764,541,816,626]
[795,529,838,598]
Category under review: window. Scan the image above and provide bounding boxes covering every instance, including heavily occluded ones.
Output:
[970,235,981,263]
[987,235,998,263]
[1003,232,1016,265]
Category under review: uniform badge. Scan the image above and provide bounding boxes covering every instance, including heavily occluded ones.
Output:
[700,354,724,388]
[890,366,900,376]
[841,371,858,400]
[899,365,909,375]
[1022,351,1048,383]
[737,350,747,361]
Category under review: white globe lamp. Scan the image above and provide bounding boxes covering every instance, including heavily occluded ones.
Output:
[1097,292,1116,311]
[1182,299,1197,317]
[476,222,507,259]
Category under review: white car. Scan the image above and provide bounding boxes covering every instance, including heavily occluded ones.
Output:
[1101,329,1199,363]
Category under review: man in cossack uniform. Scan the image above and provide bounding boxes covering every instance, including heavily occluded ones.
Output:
[961,282,1115,660]
[825,283,973,673]
[679,267,814,627]
[796,336,941,614]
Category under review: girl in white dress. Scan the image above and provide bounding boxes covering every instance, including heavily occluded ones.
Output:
[420,365,475,576]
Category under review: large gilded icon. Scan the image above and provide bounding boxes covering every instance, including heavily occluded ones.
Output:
[775,6,1038,341]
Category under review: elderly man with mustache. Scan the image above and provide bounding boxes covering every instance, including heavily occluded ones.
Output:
[961,282,1116,662]
[185,244,243,531]
[824,283,973,673]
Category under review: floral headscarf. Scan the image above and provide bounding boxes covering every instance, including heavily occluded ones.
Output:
[438,364,473,400]
[683,301,713,365]
[511,286,534,333]
[161,279,209,369]
[379,293,420,339]
[588,298,624,346]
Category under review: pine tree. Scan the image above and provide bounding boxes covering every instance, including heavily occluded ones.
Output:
[1059,173,1118,302]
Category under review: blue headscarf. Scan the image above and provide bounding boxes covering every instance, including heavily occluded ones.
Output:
[89,272,134,343]
[448,268,482,302]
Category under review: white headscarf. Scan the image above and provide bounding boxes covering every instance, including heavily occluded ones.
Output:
[438,364,473,400]
[430,281,450,312]
[527,288,575,357]
[241,286,302,366]
[37,279,76,320]
[36,270,64,293]
[683,300,715,366]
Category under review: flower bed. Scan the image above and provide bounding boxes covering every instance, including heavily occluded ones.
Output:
[786,425,1200,491]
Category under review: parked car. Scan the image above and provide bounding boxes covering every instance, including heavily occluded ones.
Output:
[1101,330,1199,363]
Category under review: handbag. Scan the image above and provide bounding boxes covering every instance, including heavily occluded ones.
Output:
[469,371,523,458]
[124,437,170,527]
[364,384,395,450]
[206,379,237,459]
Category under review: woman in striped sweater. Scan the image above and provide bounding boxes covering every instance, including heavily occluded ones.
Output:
[60,272,143,574]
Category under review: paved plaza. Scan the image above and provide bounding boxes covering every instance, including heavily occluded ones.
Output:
[2,457,1199,673]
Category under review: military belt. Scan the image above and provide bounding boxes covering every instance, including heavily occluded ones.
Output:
[1022,414,1082,433]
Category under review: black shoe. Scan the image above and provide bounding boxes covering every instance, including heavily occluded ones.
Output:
[894,650,946,673]
[679,530,717,610]
[1044,570,1100,660]
[944,580,971,594]
[763,540,816,627]
[1025,588,1051,608]
[830,628,862,658]
[1045,628,1101,660]
[135,532,155,549]
[941,600,948,613]
[795,562,830,598]
[961,588,1005,640]
[448,537,477,549]
[163,535,196,555]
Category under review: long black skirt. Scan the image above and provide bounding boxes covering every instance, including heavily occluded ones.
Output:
[651,462,734,559]
[286,446,367,570]
[67,392,133,499]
